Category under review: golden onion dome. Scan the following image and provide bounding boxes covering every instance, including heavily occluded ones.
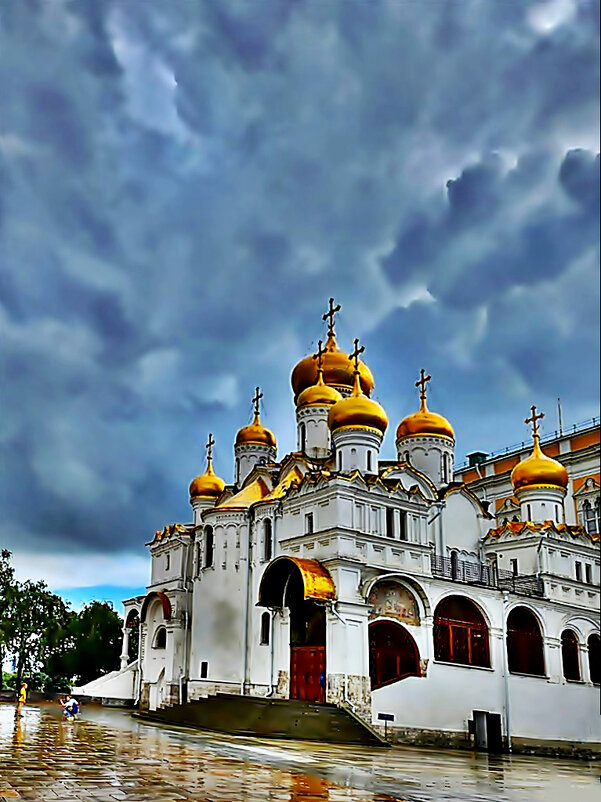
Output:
[511,436,568,492]
[328,373,388,435]
[189,461,225,500]
[296,369,343,409]
[291,333,374,400]
[235,412,277,450]
[396,403,455,441]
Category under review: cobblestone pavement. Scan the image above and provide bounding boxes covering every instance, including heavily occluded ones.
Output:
[0,703,599,802]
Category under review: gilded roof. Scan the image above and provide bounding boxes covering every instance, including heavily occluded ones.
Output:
[486,520,598,543]
[217,477,271,509]
[258,556,336,605]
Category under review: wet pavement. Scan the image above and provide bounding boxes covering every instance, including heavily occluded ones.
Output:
[0,703,599,802]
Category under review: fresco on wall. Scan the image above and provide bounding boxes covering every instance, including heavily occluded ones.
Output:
[368,582,420,625]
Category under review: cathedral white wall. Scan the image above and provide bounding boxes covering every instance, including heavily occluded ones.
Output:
[188,521,247,687]
[372,665,601,743]
[440,492,484,557]
[297,405,332,459]
[396,434,454,487]
[332,428,382,474]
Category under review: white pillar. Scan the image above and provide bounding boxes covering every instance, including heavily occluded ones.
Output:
[120,627,130,670]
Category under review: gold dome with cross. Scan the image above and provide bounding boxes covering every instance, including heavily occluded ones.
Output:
[189,433,226,499]
[328,339,388,435]
[291,299,374,400]
[396,369,455,441]
[235,387,277,449]
[511,406,568,491]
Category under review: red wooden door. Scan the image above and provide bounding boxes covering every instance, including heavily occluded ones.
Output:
[290,646,325,703]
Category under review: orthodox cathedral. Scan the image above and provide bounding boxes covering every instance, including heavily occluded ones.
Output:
[84,300,600,753]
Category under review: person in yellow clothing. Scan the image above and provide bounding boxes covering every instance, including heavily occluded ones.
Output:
[15,682,27,718]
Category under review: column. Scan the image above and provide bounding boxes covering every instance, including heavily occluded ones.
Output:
[120,627,130,670]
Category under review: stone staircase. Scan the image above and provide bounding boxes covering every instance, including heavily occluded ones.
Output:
[135,693,388,747]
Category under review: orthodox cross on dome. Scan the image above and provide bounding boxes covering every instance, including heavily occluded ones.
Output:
[252,386,263,418]
[525,405,544,440]
[322,298,341,339]
[415,368,431,409]
[205,432,215,472]
[349,338,365,374]
[312,339,327,373]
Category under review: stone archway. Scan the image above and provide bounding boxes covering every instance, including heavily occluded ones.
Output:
[258,556,336,704]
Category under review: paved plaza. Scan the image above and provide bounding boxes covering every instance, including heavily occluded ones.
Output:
[0,703,599,802]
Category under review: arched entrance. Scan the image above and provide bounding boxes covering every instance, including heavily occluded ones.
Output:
[434,595,490,667]
[258,557,336,704]
[369,621,420,689]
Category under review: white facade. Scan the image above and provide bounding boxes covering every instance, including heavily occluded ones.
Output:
[125,341,600,754]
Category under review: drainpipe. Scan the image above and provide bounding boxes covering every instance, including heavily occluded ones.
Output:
[501,591,512,753]
[328,601,355,713]
[241,509,254,696]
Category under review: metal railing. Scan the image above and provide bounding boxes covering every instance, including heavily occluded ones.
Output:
[455,416,599,471]
[430,555,544,597]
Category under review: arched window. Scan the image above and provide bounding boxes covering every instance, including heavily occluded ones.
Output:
[450,550,459,580]
[434,595,490,667]
[203,526,214,569]
[506,607,545,676]
[561,629,580,681]
[369,621,420,689]
[588,633,600,684]
[263,519,272,562]
[299,422,306,453]
[235,458,240,484]
[260,611,271,645]
[153,627,167,649]
[441,453,450,483]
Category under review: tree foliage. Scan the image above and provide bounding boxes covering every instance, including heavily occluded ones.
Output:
[0,551,123,691]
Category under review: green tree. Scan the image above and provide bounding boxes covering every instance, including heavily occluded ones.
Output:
[5,579,74,688]
[60,601,123,685]
[0,549,16,691]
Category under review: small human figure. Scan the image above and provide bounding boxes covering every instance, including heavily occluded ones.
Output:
[60,694,80,720]
[14,682,27,718]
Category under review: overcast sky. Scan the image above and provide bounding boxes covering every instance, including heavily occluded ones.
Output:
[0,0,599,609]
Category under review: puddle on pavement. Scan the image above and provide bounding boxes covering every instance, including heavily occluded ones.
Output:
[0,702,599,801]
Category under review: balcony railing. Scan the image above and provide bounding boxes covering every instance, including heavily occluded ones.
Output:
[430,555,544,597]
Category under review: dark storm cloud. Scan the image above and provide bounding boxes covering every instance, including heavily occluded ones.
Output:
[0,0,598,567]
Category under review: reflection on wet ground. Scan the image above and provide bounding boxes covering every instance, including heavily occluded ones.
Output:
[0,703,598,801]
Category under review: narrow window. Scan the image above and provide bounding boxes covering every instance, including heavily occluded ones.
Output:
[299,422,306,453]
[204,526,214,568]
[356,504,364,531]
[582,500,595,533]
[153,627,167,649]
[588,634,600,684]
[367,450,372,473]
[527,504,532,521]
[585,564,592,584]
[337,451,342,471]
[196,542,202,576]
[561,630,580,681]
[450,550,459,580]
[555,504,561,522]
[575,561,582,582]
[305,513,314,534]
[596,498,601,533]
[263,519,272,562]
[399,511,407,541]
[510,559,518,577]
[165,553,170,571]
[385,508,395,538]
[260,611,271,645]
[404,451,410,463]
[200,661,208,679]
